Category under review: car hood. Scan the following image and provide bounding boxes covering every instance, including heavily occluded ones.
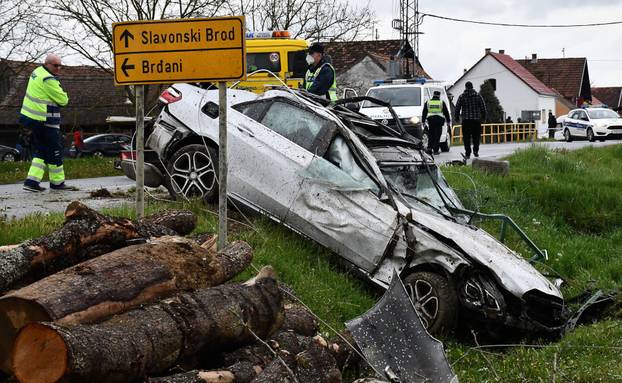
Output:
[410,207,562,299]
[594,118,622,125]
[359,106,423,120]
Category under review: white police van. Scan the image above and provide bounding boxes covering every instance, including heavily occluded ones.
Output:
[358,78,452,152]
[562,107,622,142]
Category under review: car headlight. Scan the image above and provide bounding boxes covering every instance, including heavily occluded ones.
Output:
[595,123,607,129]
[410,116,420,124]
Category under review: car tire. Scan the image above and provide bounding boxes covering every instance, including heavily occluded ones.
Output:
[587,128,595,142]
[165,144,218,203]
[403,271,458,336]
[564,128,572,142]
[2,153,16,162]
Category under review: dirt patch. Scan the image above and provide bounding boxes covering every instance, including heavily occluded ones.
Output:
[89,188,131,199]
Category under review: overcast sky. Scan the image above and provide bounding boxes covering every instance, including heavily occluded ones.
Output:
[365,0,622,87]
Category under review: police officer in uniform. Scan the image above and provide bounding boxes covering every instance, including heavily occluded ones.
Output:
[422,91,451,155]
[21,54,71,192]
[303,43,338,102]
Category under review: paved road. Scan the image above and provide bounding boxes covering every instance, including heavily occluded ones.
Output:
[0,175,135,220]
[433,139,622,164]
[1,139,620,220]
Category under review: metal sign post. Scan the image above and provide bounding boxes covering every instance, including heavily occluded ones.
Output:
[111,16,246,243]
[217,82,227,250]
[135,85,145,218]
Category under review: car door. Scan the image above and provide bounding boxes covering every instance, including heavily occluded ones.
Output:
[285,136,399,273]
[224,97,336,221]
[565,111,579,135]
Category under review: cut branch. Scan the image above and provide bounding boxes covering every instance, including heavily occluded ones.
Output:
[12,267,283,383]
[0,237,252,373]
[0,201,196,293]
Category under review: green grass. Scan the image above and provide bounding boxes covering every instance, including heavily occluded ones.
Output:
[0,157,119,185]
[1,145,621,381]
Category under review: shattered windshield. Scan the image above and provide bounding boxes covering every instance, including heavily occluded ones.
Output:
[381,164,461,215]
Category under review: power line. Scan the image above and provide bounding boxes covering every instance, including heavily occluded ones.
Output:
[421,12,622,28]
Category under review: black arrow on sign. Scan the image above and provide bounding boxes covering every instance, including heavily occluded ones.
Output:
[119,29,134,48]
[121,58,135,77]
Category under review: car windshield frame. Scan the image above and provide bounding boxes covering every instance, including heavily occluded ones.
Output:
[586,109,620,119]
[362,87,422,108]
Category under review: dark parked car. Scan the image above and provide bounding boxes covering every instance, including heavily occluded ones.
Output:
[69,134,131,158]
[0,145,19,162]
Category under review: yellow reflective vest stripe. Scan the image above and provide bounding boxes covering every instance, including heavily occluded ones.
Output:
[427,99,444,118]
[20,66,68,128]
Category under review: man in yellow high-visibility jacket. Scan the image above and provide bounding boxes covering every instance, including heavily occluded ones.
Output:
[21,54,71,192]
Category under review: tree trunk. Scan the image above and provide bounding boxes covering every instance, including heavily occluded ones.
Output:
[0,201,196,293]
[12,267,283,383]
[281,303,319,336]
[0,238,252,373]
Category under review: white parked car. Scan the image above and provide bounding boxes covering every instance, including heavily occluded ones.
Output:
[358,79,452,152]
[562,108,622,142]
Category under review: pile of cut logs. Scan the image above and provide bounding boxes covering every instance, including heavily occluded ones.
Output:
[0,202,364,383]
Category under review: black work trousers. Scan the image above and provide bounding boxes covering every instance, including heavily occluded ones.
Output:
[462,119,481,156]
[427,116,445,153]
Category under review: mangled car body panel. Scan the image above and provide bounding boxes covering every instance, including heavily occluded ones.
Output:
[146,84,566,333]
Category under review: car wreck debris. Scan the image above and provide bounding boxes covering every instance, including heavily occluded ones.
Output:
[0,237,252,373]
[11,267,284,383]
[346,271,458,383]
[0,201,197,293]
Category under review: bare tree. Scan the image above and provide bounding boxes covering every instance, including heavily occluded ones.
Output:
[0,0,43,61]
[232,0,375,41]
[38,0,228,71]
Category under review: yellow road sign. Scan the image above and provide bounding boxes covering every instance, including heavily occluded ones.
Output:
[112,16,246,85]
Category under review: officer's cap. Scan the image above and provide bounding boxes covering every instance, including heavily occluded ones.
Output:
[308,43,324,54]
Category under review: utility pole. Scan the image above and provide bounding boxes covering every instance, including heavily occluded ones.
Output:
[393,0,424,78]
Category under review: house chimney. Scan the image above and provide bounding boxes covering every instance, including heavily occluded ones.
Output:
[499,49,505,54]
[531,53,538,63]
[485,48,491,54]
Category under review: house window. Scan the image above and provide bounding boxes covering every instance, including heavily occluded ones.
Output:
[487,78,497,91]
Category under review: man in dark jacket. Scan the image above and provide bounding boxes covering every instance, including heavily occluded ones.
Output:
[422,91,451,155]
[303,43,338,101]
[455,82,486,159]
[547,112,557,139]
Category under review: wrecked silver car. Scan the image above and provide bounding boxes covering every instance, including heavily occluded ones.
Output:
[136,84,566,335]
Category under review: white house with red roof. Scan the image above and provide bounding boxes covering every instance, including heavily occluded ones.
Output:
[449,49,557,136]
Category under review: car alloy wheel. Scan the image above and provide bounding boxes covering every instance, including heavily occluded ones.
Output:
[2,153,16,162]
[167,144,218,202]
[587,128,595,142]
[93,151,104,158]
[404,271,458,335]
[564,129,572,142]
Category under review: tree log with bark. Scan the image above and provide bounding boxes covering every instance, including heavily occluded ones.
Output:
[0,201,197,293]
[0,237,251,373]
[12,267,283,383]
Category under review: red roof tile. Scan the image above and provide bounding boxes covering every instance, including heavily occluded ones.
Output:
[489,52,556,96]
[591,87,622,108]
[516,57,587,100]
[323,40,430,79]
